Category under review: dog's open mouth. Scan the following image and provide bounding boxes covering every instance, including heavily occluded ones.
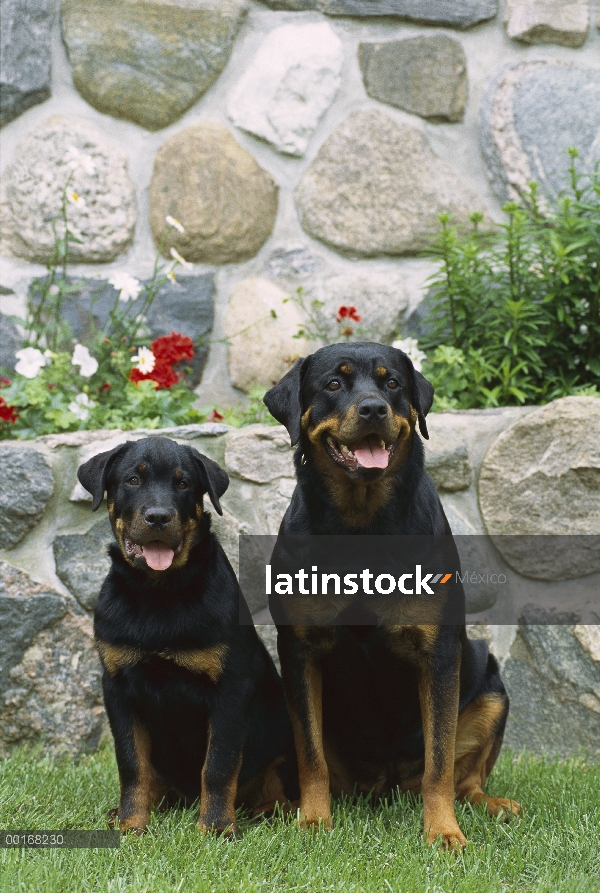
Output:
[326,434,395,471]
[125,538,183,571]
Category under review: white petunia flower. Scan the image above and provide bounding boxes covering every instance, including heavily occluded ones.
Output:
[391,337,427,373]
[580,324,588,335]
[64,145,96,175]
[170,247,192,269]
[108,272,143,303]
[72,343,99,377]
[68,392,95,421]
[66,189,86,208]
[131,346,156,374]
[15,347,49,379]
[165,215,185,234]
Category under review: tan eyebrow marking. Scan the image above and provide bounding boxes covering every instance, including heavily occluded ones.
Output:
[137,462,147,473]
[376,366,388,378]
[174,469,183,480]
[340,364,352,375]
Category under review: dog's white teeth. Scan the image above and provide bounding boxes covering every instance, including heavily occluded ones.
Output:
[380,440,386,450]
[340,444,354,457]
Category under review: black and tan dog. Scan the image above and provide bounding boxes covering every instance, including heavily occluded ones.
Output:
[264,342,519,848]
[78,436,297,835]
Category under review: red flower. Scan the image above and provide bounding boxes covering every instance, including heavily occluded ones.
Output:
[99,381,112,392]
[129,332,194,390]
[0,376,10,387]
[0,396,19,423]
[336,305,361,323]
[208,408,224,423]
[152,332,194,365]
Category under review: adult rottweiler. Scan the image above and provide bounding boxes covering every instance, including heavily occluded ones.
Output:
[77,436,297,835]
[263,342,519,848]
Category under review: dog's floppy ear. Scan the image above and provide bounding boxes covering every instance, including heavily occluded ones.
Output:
[393,349,434,440]
[185,447,229,516]
[77,442,132,511]
[263,357,309,446]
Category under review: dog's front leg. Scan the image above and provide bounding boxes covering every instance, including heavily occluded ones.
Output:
[418,639,466,849]
[103,674,162,834]
[278,627,332,830]
[198,679,252,836]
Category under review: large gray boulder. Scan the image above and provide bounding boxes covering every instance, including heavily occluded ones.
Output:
[0,562,105,758]
[502,615,600,758]
[296,110,485,257]
[478,397,600,581]
[150,124,278,264]
[0,0,53,127]
[359,35,468,123]
[61,0,248,131]
[53,518,113,612]
[480,62,600,203]
[260,0,498,28]
[0,446,54,549]
[0,116,136,263]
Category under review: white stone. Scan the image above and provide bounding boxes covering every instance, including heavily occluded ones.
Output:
[225,424,295,483]
[505,0,590,47]
[224,277,308,393]
[227,22,343,157]
[0,116,136,263]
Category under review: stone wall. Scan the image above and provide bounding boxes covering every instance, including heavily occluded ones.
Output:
[1,0,599,401]
[1,397,599,758]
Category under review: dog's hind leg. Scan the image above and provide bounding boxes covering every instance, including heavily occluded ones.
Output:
[454,690,520,819]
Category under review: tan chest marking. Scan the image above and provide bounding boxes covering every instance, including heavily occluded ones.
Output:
[96,639,228,682]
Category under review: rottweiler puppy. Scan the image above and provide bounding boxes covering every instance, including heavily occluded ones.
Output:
[263,342,519,848]
[77,436,297,836]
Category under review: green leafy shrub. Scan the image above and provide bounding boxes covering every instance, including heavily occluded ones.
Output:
[420,149,599,409]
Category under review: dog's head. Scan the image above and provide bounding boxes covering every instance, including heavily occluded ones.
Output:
[264,342,434,483]
[77,437,229,572]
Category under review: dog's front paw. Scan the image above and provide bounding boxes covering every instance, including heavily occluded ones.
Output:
[298,809,333,831]
[484,796,521,819]
[107,808,149,835]
[198,815,238,838]
[426,824,467,850]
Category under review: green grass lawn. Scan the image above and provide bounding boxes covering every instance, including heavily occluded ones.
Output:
[1,744,598,893]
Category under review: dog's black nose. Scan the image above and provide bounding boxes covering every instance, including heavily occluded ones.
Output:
[144,507,173,529]
[357,398,388,422]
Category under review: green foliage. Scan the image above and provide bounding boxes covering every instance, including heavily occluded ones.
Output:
[421,150,599,409]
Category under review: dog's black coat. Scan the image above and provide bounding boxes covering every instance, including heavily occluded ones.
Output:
[78,437,297,834]
[263,342,517,846]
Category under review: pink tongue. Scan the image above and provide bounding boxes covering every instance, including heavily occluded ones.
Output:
[353,435,389,469]
[142,541,175,571]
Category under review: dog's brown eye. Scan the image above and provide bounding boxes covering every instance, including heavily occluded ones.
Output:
[327,380,341,391]
[177,480,188,490]
[127,476,139,485]
[387,379,399,389]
